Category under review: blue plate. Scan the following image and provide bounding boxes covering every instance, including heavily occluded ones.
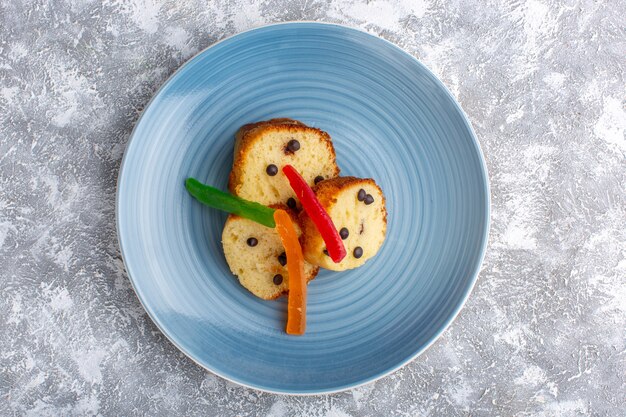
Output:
[117,22,489,394]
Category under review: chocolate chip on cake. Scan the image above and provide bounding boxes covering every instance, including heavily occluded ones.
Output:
[286,139,300,153]
[364,194,374,205]
[357,189,366,201]
[287,197,297,209]
[277,252,287,266]
[246,237,258,247]
[266,164,278,176]
[273,274,283,285]
[314,175,324,184]
[339,227,349,240]
[353,247,363,259]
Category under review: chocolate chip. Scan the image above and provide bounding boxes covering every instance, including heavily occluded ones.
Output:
[273,274,283,285]
[314,175,324,184]
[266,164,278,176]
[286,139,300,152]
[246,237,258,247]
[357,189,366,201]
[339,227,349,240]
[323,249,329,256]
[364,194,374,205]
[353,247,363,258]
[287,198,296,209]
[277,252,287,266]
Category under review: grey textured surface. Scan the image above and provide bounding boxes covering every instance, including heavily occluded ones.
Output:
[1,0,625,415]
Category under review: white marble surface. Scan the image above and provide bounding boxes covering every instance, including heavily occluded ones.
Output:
[1,0,625,415]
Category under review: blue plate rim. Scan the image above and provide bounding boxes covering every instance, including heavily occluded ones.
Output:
[116,21,491,395]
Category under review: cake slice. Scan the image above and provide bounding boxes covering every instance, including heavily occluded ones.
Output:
[229,119,340,208]
[300,177,387,271]
[222,206,319,300]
